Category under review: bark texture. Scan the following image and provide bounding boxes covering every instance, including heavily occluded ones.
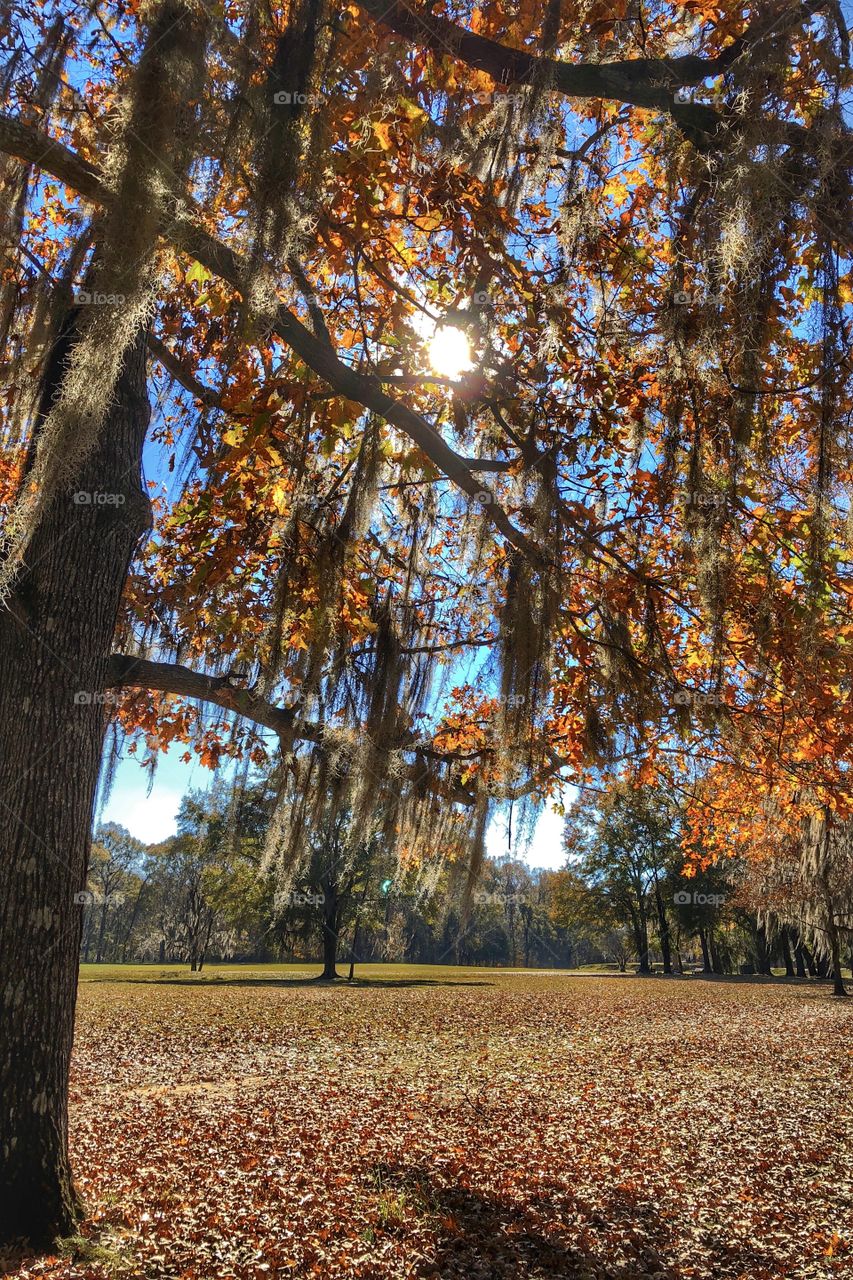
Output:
[0,312,150,1246]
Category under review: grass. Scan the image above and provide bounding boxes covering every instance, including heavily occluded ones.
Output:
[76,960,823,985]
[77,961,619,983]
[9,968,853,1278]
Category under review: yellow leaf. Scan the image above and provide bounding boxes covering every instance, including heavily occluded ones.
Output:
[186,260,212,286]
[372,120,394,151]
[397,96,423,118]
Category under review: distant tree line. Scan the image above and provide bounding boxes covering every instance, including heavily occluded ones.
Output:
[81,779,853,988]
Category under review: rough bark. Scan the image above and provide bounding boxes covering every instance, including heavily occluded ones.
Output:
[0,313,150,1247]
[754,922,774,976]
[81,906,93,965]
[708,928,724,975]
[95,897,109,964]
[354,0,832,150]
[636,909,651,974]
[801,941,819,977]
[347,915,361,982]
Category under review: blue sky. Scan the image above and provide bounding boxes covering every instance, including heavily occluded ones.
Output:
[101,748,570,870]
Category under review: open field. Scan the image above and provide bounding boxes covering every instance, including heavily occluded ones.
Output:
[75,962,812,984]
[9,969,853,1279]
[76,963,627,984]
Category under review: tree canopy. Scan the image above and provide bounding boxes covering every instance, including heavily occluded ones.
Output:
[3,0,851,864]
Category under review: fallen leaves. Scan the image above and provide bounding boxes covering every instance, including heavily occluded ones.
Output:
[8,973,853,1278]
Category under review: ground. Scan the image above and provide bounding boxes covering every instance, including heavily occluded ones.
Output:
[5,966,853,1279]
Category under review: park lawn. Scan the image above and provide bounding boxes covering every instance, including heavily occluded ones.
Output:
[8,969,853,1279]
[76,962,622,983]
[77,962,556,983]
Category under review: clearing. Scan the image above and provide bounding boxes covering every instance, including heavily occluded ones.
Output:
[8,968,853,1279]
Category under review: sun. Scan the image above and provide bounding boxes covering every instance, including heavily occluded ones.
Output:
[428,324,474,380]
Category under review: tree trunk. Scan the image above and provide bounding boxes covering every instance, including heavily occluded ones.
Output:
[708,928,724,975]
[779,927,795,977]
[821,884,848,997]
[121,880,148,962]
[627,902,649,974]
[348,889,369,982]
[640,909,651,971]
[0,314,150,1247]
[81,903,93,964]
[198,910,214,972]
[632,892,651,973]
[801,941,819,977]
[753,922,774,976]
[653,877,672,975]
[794,941,807,977]
[347,923,359,981]
[671,924,684,975]
[95,897,109,964]
[698,924,712,973]
[320,878,340,980]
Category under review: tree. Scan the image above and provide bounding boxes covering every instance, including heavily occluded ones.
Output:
[1,0,852,1247]
[0,0,210,1242]
[736,806,853,996]
[671,861,735,975]
[83,824,145,963]
[547,867,617,968]
[566,782,682,974]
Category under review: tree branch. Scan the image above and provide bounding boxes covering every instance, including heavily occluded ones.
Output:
[0,113,547,568]
[355,0,832,150]
[106,653,480,804]
[147,335,220,407]
[106,654,314,746]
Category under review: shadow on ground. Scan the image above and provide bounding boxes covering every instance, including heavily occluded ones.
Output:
[86,974,494,990]
[372,1163,788,1279]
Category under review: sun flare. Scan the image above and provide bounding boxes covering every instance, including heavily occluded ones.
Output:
[428,324,474,380]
